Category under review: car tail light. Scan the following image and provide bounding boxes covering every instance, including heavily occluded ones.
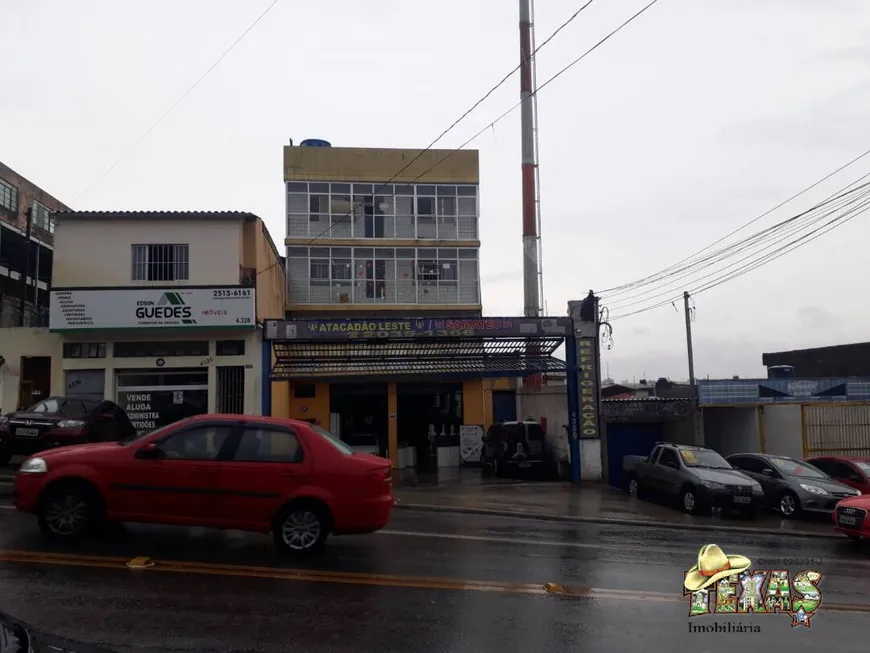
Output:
[370,466,392,487]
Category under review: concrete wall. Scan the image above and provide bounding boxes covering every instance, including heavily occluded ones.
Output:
[0,161,69,245]
[284,146,479,184]
[0,327,63,413]
[761,405,803,458]
[52,219,242,287]
[702,406,760,456]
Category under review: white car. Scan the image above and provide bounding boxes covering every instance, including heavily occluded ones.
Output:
[344,433,381,456]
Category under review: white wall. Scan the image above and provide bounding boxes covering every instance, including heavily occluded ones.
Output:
[702,406,760,456]
[762,405,804,459]
[52,219,242,287]
[0,328,63,413]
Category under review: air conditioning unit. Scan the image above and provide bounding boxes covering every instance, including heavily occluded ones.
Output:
[240,267,256,287]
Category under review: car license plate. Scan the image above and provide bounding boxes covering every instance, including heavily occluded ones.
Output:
[518,462,531,468]
[733,495,751,504]
[839,515,857,526]
[15,428,39,437]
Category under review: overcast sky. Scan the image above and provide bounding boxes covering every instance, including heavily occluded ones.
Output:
[3,0,870,383]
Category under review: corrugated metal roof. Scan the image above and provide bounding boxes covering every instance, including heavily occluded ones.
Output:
[54,210,259,221]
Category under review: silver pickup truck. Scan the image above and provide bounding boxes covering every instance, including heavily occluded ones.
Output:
[623,442,764,517]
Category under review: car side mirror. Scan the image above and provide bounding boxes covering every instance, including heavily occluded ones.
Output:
[135,442,164,460]
[762,468,774,476]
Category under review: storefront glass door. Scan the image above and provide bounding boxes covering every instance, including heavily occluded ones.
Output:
[116,369,209,434]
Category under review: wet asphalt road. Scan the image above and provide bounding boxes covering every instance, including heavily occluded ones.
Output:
[0,501,867,652]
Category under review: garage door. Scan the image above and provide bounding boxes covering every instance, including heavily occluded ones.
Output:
[606,422,663,489]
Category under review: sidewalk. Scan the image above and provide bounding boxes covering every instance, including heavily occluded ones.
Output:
[394,469,841,539]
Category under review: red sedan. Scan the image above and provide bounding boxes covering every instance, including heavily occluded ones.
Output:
[832,494,870,541]
[806,456,870,494]
[14,414,393,554]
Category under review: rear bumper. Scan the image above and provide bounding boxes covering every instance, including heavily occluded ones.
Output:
[333,494,394,535]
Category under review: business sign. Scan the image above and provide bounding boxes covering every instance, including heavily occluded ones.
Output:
[459,425,484,463]
[577,337,599,438]
[699,378,864,405]
[264,317,570,341]
[50,287,256,331]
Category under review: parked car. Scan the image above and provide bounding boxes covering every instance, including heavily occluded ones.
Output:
[806,456,870,494]
[480,420,547,477]
[831,494,870,541]
[0,397,135,465]
[623,443,764,516]
[0,608,115,652]
[343,433,380,456]
[726,453,861,518]
[13,414,394,554]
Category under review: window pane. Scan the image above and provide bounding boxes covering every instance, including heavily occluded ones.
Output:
[160,425,233,461]
[234,428,302,463]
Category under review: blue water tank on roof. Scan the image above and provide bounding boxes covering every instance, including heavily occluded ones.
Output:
[300,139,331,148]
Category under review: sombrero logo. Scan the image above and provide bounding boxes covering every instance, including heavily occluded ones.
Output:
[684,544,823,631]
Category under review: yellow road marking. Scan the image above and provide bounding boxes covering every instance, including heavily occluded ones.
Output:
[0,548,866,614]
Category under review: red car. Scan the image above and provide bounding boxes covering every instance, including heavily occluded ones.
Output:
[832,494,870,541]
[806,456,870,494]
[14,414,393,554]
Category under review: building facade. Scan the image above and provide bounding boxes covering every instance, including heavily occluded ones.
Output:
[30,210,287,430]
[0,161,70,328]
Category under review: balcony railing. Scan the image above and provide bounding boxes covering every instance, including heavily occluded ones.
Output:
[287,279,480,306]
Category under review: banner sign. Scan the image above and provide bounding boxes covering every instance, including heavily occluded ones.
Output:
[50,287,256,331]
[459,425,484,463]
[578,337,599,438]
[264,317,570,341]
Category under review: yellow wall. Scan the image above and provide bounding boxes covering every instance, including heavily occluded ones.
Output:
[463,379,494,430]
[241,218,286,322]
[284,146,479,184]
[285,382,331,425]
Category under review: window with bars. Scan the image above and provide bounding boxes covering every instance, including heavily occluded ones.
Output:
[32,200,55,233]
[132,244,190,281]
[0,178,17,212]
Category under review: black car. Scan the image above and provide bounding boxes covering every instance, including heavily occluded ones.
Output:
[0,609,116,652]
[481,420,548,477]
[0,397,135,465]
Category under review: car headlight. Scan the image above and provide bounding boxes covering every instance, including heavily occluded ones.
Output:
[701,481,726,490]
[19,457,47,474]
[751,481,763,491]
[854,489,862,496]
[0,416,7,424]
[800,484,828,496]
[57,419,85,428]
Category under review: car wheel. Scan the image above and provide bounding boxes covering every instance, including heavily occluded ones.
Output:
[37,484,102,543]
[681,486,705,515]
[778,491,800,518]
[274,502,330,555]
[627,476,642,499]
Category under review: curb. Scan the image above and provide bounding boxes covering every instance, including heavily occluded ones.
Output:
[395,502,842,540]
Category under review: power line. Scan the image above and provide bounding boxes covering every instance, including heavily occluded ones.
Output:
[600,146,870,297]
[74,0,281,203]
[608,185,870,320]
[298,0,606,248]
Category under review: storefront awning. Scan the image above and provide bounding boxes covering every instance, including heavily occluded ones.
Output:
[265,317,573,381]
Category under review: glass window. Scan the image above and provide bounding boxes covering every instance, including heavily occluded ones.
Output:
[131,244,189,282]
[658,449,680,467]
[437,197,456,216]
[330,183,351,193]
[234,427,303,463]
[287,182,308,192]
[678,448,730,469]
[311,259,330,280]
[437,185,456,197]
[332,259,352,280]
[416,197,435,216]
[0,178,18,212]
[159,425,233,461]
[457,185,477,197]
[287,194,307,213]
[416,185,436,195]
[458,197,477,216]
[309,424,353,455]
[216,340,245,356]
[395,196,414,216]
[32,200,52,232]
[29,398,61,413]
[309,183,329,193]
[287,247,308,257]
[309,195,329,215]
[769,456,827,478]
[61,400,89,415]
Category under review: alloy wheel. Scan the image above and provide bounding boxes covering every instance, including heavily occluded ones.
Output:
[683,491,696,513]
[45,495,89,536]
[281,509,322,551]
[779,494,797,517]
[628,479,639,497]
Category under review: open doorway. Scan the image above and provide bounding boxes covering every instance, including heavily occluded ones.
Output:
[329,383,389,457]
[397,382,463,472]
[18,356,51,410]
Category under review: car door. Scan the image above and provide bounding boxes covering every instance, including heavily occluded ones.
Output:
[751,456,786,497]
[107,421,239,525]
[826,460,866,492]
[210,423,308,530]
[655,448,682,494]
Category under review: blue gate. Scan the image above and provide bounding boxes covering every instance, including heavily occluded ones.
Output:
[606,422,662,488]
[492,390,517,423]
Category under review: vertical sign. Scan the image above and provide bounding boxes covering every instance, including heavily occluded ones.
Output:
[578,337,599,438]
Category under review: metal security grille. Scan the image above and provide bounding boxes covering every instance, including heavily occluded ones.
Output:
[803,404,870,457]
[217,366,245,414]
[271,337,566,380]
[132,244,190,281]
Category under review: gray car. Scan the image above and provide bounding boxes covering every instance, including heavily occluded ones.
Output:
[726,453,861,518]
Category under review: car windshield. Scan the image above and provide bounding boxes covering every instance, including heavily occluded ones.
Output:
[678,448,731,469]
[769,456,828,478]
[310,424,354,455]
[26,398,61,413]
[345,434,377,447]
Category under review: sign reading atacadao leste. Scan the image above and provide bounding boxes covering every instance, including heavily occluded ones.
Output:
[49,287,256,331]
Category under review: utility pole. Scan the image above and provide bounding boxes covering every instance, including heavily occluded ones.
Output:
[683,291,699,442]
[17,208,33,327]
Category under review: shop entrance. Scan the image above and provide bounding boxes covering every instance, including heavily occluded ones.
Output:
[329,383,389,457]
[18,356,51,410]
[397,382,462,472]
[116,369,209,434]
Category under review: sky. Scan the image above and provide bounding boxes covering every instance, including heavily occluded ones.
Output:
[3,0,870,384]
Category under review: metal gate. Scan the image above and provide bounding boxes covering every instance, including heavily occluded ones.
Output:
[606,422,662,489]
[803,404,870,457]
